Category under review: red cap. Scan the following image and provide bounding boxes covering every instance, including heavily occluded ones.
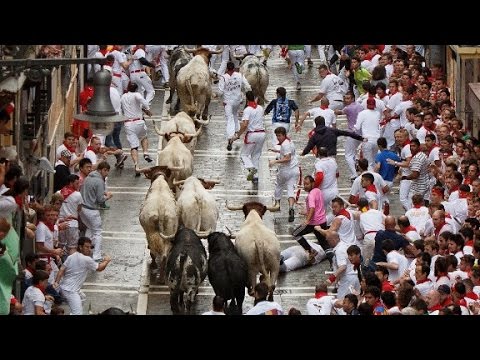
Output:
[367,98,376,109]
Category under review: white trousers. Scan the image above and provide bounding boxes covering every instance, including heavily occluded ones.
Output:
[399,179,412,211]
[304,45,326,62]
[337,273,360,300]
[131,72,155,105]
[225,101,242,140]
[362,140,378,172]
[61,288,85,315]
[241,132,266,170]
[274,167,300,200]
[79,208,103,261]
[344,137,361,178]
[288,50,305,83]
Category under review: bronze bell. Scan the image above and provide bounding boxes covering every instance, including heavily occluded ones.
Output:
[75,69,127,136]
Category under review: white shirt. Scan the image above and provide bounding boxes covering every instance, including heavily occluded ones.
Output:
[405,205,429,236]
[107,49,128,75]
[361,97,386,117]
[314,157,338,191]
[121,92,150,119]
[351,171,386,198]
[35,221,55,250]
[359,209,385,235]
[218,72,251,105]
[278,138,299,169]
[129,48,147,72]
[306,107,336,128]
[245,300,284,315]
[59,251,99,292]
[110,87,121,113]
[243,105,264,132]
[354,109,381,141]
[306,295,336,315]
[386,250,409,283]
[59,191,83,228]
[335,211,356,245]
[318,73,344,103]
[202,310,225,315]
[22,286,45,315]
[393,100,413,128]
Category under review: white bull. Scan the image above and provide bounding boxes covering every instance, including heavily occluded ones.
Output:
[138,167,178,283]
[239,55,269,106]
[173,176,219,236]
[176,47,222,120]
[227,201,280,301]
[154,111,204,153]
[157,136,193,189]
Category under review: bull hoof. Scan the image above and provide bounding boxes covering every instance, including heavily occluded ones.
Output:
[166,98,172,104]
[267,294,274,302]
[202,114,208,120]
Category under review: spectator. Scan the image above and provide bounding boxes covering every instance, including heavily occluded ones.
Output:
[202,295,226,315]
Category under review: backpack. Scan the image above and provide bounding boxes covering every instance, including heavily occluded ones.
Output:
[274,97,291,123]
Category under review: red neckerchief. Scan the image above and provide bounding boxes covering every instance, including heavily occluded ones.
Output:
[38,220,55,233]
[459,190,471,199]
[403,139,411,147]
[320,105,329,110]
[389,90,397,96]
[465,239,474,247]
[366,184,377,193]
[382,280,395,292]
[247,101,257,109]
[402,225,417,234]
[337,208,351,220]
[99,48,109,56]
[314,291,328,299]
[440,297,453,307]
[226,69,235,76]
[424,123,436,132]
[466,291,479,300]
[445,213,452,219]
[434,222,446,238]
[60,185,75,200]
[416,278,432,285]
[413,204,423,209]
[34,284,46,294]
[87,145,96,152]
[426,144,439,156]
[464,177,472,185]
[353,260,361,271]
[378,93,387,99]
[449,185,459,193]
[63,141,76,153]
[14,195,23,208]
[436,273,450,282]
[26,266,35,275]
[428,304,443,312]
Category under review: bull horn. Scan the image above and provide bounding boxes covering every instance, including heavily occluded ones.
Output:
[194,230,211,238]
[194,117,210,125]
[135,165,152,174]
[209,46,224,55]
[226,201,243,211]
[204,179,220,184]
[225,227,236,239]
[168,166,183,171]
[266,203,281,212]
[172,178,186,186]
[153,120,165,136]
[185,47,200,53]
[159,232,176,240]
[184,127,202,138]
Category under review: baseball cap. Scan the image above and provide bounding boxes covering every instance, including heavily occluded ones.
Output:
[366,98,376,110]
[437,284,451,295]
[60,149,72,158]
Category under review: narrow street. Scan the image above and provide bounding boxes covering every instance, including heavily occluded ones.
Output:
[81,47,404,315]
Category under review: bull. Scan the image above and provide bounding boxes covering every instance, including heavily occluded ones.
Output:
[207,231,248,315]
[165,46,192,115]
[176,46,223,120]
[173,176,219,236]
[239,55,269,105]
[137,166,177,283]
[157,136,193,189]
[165,226,208,314]
[226,201,280,301]
[154,111,204,153]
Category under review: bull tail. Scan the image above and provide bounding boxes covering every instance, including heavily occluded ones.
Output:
[185,79,197,115]
[254,238,269,287]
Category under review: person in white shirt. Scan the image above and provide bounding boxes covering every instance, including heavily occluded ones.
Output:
[129,45,156,105]
[234,91,265,184]
[309,64,345,110]
[354,98,381,172]
[245,282,283,315]
[105,45,132,95]
[269,126,300,222]
[375,238,409,284]
[279,240,325,273]
[121,82,153,175]
[217,61,252,151]
[299,98,336,129]
[306,283,336,315]
[22,270,52,315]
[54,237,111,315]
[202,295,226,315]
[313,147,338,216]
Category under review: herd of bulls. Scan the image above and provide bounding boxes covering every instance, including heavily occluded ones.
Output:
[136,47,277,314]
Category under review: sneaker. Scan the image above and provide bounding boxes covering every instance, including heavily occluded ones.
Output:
[252,177,259,186]
[144,154,153,163]
[247,168,257,181]
[294,62,302,74]
[135,171,141,178]
[99,203,110,210]
[288,208,295,222]
[115,154,128,168]
[227,139,233,151]
[296,82,301,90]
[325,248,335,261]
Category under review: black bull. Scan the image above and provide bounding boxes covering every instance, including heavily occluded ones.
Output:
[165,227,207,314]
[207,232,248,315]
